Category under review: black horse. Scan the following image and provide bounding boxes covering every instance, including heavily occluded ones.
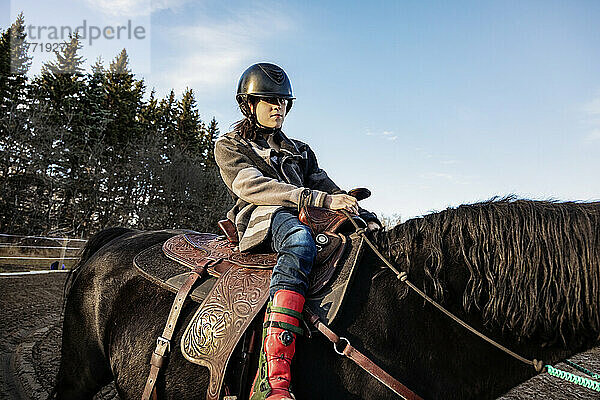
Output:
[53,198,600,399]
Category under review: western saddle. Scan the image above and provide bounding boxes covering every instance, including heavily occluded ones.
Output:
[138,190,371,400]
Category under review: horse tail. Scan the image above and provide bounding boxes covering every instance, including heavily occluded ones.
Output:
[49,227,134,400]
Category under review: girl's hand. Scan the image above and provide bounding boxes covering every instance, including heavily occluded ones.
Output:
[367,221,382,232]
[324,194,359,215]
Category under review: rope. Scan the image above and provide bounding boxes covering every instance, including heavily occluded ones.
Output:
[305,207,600,394]
[340,210,543,372]
[565,360,600,380]
[546,365,600,392]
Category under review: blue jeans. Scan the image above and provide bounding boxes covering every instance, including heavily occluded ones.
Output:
[269,208,317,298]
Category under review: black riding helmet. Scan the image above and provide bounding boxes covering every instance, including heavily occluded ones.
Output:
[236,63,295,119]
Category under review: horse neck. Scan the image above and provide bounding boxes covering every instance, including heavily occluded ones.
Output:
[351,233,587,399]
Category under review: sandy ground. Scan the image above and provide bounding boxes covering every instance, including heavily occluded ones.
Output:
[0,273,117,400]
[0,272,598,400]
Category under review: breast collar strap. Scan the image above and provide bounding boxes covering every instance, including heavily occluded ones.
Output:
[305,309,423,400]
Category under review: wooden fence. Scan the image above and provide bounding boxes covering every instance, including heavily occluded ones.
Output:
[0,233,87,272]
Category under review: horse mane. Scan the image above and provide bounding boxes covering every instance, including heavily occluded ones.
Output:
[385,196,600,347]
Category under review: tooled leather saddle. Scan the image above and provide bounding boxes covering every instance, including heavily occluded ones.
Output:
[137,189,371,400]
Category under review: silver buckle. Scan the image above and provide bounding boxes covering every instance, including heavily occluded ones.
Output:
[334,337,350,356]
[157,336,171,353]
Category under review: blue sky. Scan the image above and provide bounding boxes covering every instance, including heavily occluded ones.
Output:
[4,0,600,221]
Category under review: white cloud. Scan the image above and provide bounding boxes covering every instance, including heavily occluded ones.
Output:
[366,130,397,140]
[84,0,188,16]
[154,7,295,96]
[420,172,471,185]
[414,147,463,166]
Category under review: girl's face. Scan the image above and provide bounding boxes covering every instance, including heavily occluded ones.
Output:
[250,97,287,129]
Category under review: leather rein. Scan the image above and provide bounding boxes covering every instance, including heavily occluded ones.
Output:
[305,210,544,400]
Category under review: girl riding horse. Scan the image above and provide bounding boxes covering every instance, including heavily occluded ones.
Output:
[214,62,381,400]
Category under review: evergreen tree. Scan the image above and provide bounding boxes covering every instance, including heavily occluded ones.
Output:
[73,58,112,234]
[0,12,31,105]
[104,49,144,148]
[0,12,32,136]
[41,34,84,75]
[35,33,86,123]
[29,34,88,232]
[0,15,232,236]
[83,58,112,142]
[158,89,178,157]
[0,14,34,233]
[204,117,220,165]
[0,28,11,108]
[136,88,162,223]
[95,49,147,228]
[8,13,32,75]
[139,89,159,130]
[0,12,32,129]
[176,87,204,157]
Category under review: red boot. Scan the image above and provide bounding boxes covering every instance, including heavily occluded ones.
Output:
[250,290,305,400]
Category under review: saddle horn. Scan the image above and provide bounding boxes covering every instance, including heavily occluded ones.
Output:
[347,187,371,201]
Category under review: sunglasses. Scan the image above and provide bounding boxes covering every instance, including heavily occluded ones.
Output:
[260,97,288,107]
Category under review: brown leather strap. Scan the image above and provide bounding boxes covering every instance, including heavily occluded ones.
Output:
[307,311,423,400]
[218,219,239,244]
[142,259,217,400]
